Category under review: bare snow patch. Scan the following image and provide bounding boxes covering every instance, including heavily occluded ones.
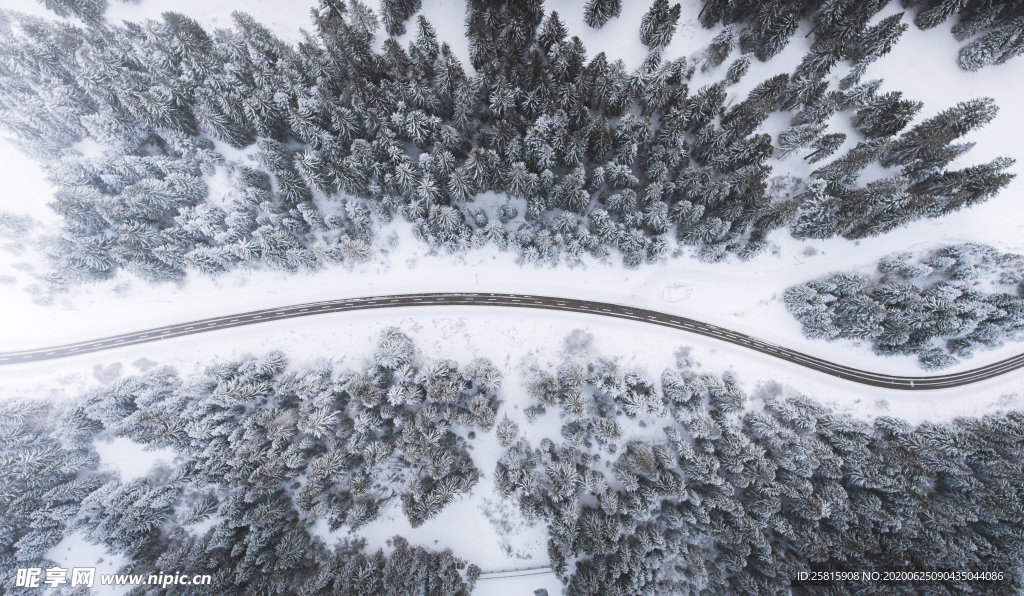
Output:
[46,531,131,596]
[94,437,178,482]
[662,284,692,302]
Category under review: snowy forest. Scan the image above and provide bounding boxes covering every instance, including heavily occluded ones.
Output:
[500,349,1024,594]
[3,332,1023,595]
[697,0,1024,71]
[0,0,1015,288]
[1,330,496,595]
[4,0,1024,594]
[786,243,1024,369]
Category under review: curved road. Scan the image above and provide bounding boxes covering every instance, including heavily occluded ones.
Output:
[1,293,1021,390]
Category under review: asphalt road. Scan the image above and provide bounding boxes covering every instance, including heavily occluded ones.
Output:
[476,566,554,581]
[1,293,1019,390]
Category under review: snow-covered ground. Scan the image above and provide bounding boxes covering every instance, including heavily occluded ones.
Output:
[4,0,1024,592]
[2,213,1019,378]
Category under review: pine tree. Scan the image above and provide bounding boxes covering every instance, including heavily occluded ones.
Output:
[776,123,826,159]
[36,0,107,24]
[702,27,735,72]
[813,139,886,189]
[584,0,623,29]
[791,90,844,126]
[790,181,843,239]
[749,3,801,62]
[914,0,967,30]
[805,132,846,163]
[918,157,1016,214]
[958,17,1024,71]
[852,91,922,138]
[380,0,423,36]
[851,12,908,65]
[496,416,520,447]
[794,40,844,79]
[640,0,683,50]
[724,55,750,84]
[882,97,998,168]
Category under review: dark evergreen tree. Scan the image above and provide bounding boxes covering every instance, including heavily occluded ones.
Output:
[776,123,826,158]
[465,0,544,68]
[852,90,922,138]
[859,13,907,57]
[958,16,1024,70]
[702,26,735,72]
[805,131,845,163]
[380,0,422,36]
[724,54,751,84]
[640,0,683,49]
[584,0,623,29]
[882,97,999,170]
[747,2,802,61]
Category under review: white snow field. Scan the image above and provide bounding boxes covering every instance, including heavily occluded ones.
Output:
[3,0,1024,593]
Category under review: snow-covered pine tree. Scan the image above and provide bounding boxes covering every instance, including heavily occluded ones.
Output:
[36,0,107,24]
[958,16,1024,70]
[640,0,683,49]
[584,0,623,29]
[748,3,801,61]
[702,27,735,72]
[380,0,422,36]
[849,12,908,66]
[882,97,999,170]
[724,54,751,84]
[852,91,922,138]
